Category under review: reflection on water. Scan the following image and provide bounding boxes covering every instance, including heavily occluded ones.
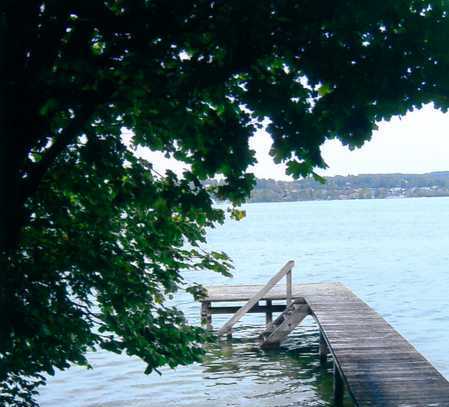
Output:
[39,318,355,406]
[39,198,449,406]
[199,319,354,407]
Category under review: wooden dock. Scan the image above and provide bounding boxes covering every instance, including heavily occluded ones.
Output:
[201,262,449,406]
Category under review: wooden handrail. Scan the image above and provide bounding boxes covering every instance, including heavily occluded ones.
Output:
[217,260,295,336]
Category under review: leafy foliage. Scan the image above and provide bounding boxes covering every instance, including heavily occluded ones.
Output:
[2,1,449,405]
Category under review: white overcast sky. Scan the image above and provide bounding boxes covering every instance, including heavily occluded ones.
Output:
[136,103,449,180]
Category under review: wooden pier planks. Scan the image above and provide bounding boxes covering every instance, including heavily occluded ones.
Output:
[203,282,449,406]
[204,282,347,302]
[306,283,449,406]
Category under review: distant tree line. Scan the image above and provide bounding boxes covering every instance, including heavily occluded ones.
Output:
[248,172,449,202]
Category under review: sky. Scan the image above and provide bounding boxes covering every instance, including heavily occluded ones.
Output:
[136,103,449,180]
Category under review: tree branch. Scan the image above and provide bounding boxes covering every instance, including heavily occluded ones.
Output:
[22,102,97,201]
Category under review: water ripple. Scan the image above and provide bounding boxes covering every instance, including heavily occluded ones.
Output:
[39,198,449,406]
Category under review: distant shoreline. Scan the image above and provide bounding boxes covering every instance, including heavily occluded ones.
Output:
[245,194,449,205]
[247,171,449,203]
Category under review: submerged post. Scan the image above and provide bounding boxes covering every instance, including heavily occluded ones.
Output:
[333,363,344,406]
[319,331,328,365]
[265,300,273,326]
[201,301,212,330]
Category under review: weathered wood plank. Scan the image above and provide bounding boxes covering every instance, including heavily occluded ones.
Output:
[260,302,310,348]
[305,283,449,406]
[204,281,348,302]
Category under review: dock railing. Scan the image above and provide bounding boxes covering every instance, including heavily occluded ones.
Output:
[217,260,294,337]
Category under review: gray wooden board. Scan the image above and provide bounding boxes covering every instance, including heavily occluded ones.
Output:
[305,283,449,406]
[203,282,348,302]
[203,282,449,406]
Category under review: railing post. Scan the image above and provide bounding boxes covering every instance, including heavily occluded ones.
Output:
[286,269,292,307]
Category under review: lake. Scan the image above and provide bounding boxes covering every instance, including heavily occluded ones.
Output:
[38,197,449,406]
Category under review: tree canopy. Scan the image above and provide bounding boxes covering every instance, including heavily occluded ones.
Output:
[2,1,449,405]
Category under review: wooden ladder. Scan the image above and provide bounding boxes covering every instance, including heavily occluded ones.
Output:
[259,299,310,348]
[217,260,295,337]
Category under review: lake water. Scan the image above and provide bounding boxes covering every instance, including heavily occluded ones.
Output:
[38,197,449,406]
